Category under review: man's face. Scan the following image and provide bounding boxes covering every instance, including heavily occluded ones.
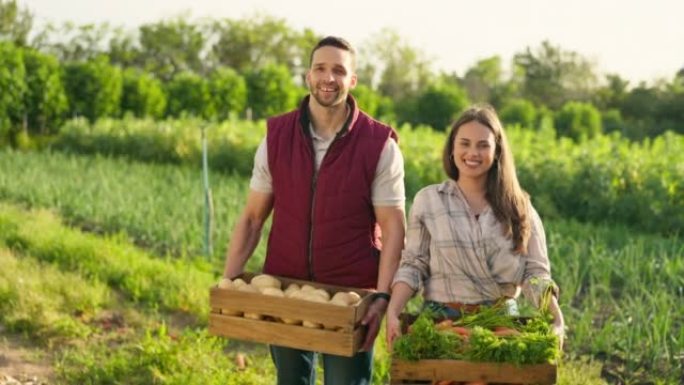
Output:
[306,46,357,108]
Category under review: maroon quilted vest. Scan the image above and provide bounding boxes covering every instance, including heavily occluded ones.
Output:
[262,95,397,288]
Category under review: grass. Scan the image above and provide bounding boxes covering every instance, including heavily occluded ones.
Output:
[0,148,264,266]
[0,203,617,384]
[0,208,277,384]
[0,248,107,345]
[42,117,684,235]
[0,204,215,320]
[0,146,681,383]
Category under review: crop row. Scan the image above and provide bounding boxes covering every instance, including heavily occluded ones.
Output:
[45,118,684,235]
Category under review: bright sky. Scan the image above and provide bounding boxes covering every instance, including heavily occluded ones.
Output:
[20,0,684,85]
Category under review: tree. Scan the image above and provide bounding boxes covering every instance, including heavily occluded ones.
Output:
[500,99,537,129]
[358,28,433,108]
[462,56,515,106]
[108,26,142,68]
[594,73,630,110]
[165,71,211,118]
[121,68,166,119]
[351,84,382,117]
[0,0,32,46]
[138,18,205,81]
[246,63,300,119]
[207,67,247,120]
[0,41,25,139]
[62,55,122,122]
[513,41,598,109]
[414,81,469,131]
[208,14,318,82]
[554,101,602,140]
[38,22,114,62]
[22,48,67,134]
[601,109,624,134]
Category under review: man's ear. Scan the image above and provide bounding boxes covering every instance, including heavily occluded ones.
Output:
[305,70,311,88]
[350,73,358,89]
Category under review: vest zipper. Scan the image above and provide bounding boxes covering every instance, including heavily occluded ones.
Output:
[307,172,317,280]
[307,134,341,281]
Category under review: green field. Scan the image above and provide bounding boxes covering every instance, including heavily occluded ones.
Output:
[0,120,682,384]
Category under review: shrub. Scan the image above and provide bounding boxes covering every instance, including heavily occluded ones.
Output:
[121,68,166,119]
[165,71,212,119]
[554,101,602,140]
[62,55,123,123]
[500,99,537,128]
[207,67,247,121]
[22,48,68,135]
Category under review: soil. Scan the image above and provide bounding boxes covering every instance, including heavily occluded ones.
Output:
[0,328,53,385]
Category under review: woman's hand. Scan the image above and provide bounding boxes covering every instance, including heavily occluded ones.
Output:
[552,318,565,351]
[386,311,402,351]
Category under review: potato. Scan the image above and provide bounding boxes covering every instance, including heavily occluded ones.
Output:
[301,284,317,292]
[280,318,302,325]
[346,291,362,305]
[237,284,258,293]
[251,274,282,290]
[303,292,327,303]
[261,287,284,297]
[218,278,233,289]
[232,278,247,287]
[243,312,263,320]
[284,284,300,297]
[313,289,330,301]
[302,320,322,329]
[221,308,242,316]
[330,292,353,306]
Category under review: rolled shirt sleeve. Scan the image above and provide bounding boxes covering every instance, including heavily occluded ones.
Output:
[392,189,430,291]
[248,138,273,193]
[521,206,560,307]
[371,139,405,207]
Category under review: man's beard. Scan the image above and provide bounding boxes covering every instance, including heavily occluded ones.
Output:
[310,84,346,107]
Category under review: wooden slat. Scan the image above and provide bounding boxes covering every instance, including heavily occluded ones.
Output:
[237,272,372,298]
[209,313,365,357]
[210,287,354,328]
[391,359,557,384]
[210,272,374,329]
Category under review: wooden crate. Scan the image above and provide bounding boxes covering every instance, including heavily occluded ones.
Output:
[390,314,557,384]
[208,272,373,357]
[390,359,557,384]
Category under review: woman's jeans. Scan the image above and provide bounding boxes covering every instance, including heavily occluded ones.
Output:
[269,345,373,385]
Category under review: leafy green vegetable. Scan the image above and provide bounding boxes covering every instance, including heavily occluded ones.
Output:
[453,303,517,329]
[393,311,464,361]
[466,326,560,365]
[394,306,560,365]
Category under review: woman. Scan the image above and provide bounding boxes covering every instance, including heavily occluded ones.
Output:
[386,105,564,373]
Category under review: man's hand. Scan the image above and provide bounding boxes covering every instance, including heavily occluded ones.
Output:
[360,298,389,351]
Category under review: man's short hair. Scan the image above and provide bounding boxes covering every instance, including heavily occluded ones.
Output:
[309,36,356,70]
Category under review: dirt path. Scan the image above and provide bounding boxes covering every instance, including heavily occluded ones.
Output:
[0,329,53,385]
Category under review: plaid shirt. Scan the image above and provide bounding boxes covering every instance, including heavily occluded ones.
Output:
[393,180,558,306]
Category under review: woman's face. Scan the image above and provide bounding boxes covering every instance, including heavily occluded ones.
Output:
[452,120,497,181]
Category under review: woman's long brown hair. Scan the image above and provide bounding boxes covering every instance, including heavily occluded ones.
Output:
[442,105,531,254]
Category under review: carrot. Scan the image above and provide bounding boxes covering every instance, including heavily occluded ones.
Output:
[451,326,472,336]
[436,319,453,330]
[492,326,520,337]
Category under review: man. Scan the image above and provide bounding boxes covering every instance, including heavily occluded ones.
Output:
[223,36,405,385]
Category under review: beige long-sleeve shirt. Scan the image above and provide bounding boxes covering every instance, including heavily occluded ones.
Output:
[392,180,558,306]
